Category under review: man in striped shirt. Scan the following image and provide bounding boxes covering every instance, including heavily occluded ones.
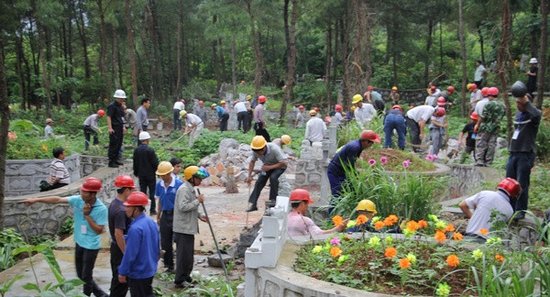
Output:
[44,147,70,191]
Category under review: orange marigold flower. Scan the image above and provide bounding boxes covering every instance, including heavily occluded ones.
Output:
[446,254,460,268]
[399,258,411,269]
[406,220,420,232]
[383,214,399,226]
[480,228,489,236]
[356,214,368,226]
[384,247,397,259]
[445,224,455,232]
[332,215,344,227]
[434,230,447,244]
[374,221,385,231]
[452,232,464,241]
[495,254,505,263]
[329,246,342,258]
[418,219,428,228]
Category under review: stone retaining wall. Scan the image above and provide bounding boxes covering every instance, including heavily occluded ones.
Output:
[4,164,132,238]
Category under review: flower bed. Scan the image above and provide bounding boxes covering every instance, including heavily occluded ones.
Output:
[360,148,436,172]
[294,214,550,296]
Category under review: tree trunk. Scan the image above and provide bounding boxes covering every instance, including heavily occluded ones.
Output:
[231,33,237,96]
[458,0,468,116]
[96,0,109,98]
[478,25,485,65]
[124,0,139,107]
[530,0,540,57]
[347,0,371,94]
[439,21,443,72]
[246,0,264,96]
[176,0,183,95]
[15,32,28,109]
[0,35,9,228]
[324,24,333,106]
[497,0,513,141]
[424,19,434,85]
[75,2,91,79]
[281,0,298,125]
[341,5,351,104]
[536,0,548,108]
[35,1,52,116]
[211,15,222,93]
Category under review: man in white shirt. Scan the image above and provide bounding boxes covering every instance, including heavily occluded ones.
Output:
[468,83,483,111]
[83,109,105,150]
[352,94,376,129]
[180,110,204,146]
[459,178,520,241]
[474,60,487,88]
[173,99,185,131]
[405,105,435,152]
[294,105,305,128]
[234,100,249,133]
[305,110,327,144]
[44,118,54,138]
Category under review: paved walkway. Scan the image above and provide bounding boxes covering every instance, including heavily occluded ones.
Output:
[0,183,269,296]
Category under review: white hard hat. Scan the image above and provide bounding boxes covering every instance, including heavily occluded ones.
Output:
[529,58,538,64]
[138,131,151,141]
[113,89,127,99]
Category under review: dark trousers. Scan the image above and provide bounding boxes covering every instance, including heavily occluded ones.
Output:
[75,244,107,297]
[40,182,68,192]
[174,233,195,284]
[84,126,99,151]
[109,242,128,297]
[248,168,286,206]
[506,152,535,212]
[237,111,250,132]
[160,212,174,270]
[108,126,124,164]
[254,122,271,142]
[139,177,156,213]
[327,169,346,201]
[405,117,421,151]
[173,109,182,130]
[247,110,253,132]
[384,115,406,149]
[128,276,154,297]
[219,113,229,131]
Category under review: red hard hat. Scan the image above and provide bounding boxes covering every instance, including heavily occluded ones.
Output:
[124,191,149,207]
[289,189,313,204]
[488,87,499,97]
[447,86,455,93]
[360,130,381,143]
[470,111,479,121]
[298,105,304,110]
[481,87,490,97]
[367,85,374,91]
[114,175,135,188]
[497,177,521,198]
[81,177,102,192]
[335,104,343,112]
[392,105,403,111]
[435,107,446,117]
[437,97,446,103]
[258,95,267,103]
[97,109,105,117]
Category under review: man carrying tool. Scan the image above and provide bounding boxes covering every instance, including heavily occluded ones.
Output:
[405,105,435,152]
[173,166,209,289]
[179,110,204,146]
[83,109,105,150]
[327,130,380,204]
[246,135,288,212]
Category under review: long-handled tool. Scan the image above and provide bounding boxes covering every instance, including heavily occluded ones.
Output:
[196,188,230,282]
[245,181,251,229]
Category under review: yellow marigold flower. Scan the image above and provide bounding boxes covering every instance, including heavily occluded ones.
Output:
[368,236,381,248]
[444,224,455,232]
[479,228,489,236]
[371,216,381,223]
[434,230,446,244]
[486,237,502,245]
[472,249,483,260]
[435,220,447,230]
[374,221,385,231]
[403,228,415,238]
[418,219,428,229]
[338,254,349,264]
[346,220,356,228]
[436,282,451,297]
[446,254,460,268]
[385,236,393,245]
[495,254,505,263]
[312,245,323,253]
[384,247,397,259]
[399,258,411,269]
[406,220,420,232]
[332,215,344,227]
[428,214,439,222]
[356,214,368,226]
[452,232,463,241]
[329,246,342,258]
[406,253,417,264]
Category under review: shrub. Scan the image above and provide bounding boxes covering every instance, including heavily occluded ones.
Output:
[536,120,550,162]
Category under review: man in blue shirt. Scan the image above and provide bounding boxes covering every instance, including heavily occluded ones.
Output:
[211,101,229,131]
[327,130,380,205]
[154,161,184,272]
[23,177,108,297]
[118,191,160,296]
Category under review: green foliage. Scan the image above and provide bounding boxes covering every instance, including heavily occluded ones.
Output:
[0,229,25,272]
[536,121,550,162]
[528,167,550,212]
[337,117,384,148]
[58,217,74,237]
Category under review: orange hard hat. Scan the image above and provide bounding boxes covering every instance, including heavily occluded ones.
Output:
[289,189,313,204]
[360,130,381,143]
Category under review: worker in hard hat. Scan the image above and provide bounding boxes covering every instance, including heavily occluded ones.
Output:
[327,130,380,207]
[389,86,400,105]
[83,109,106,150]
[294,105,305,128]
[305,109,327,144]
[234,99,250,133]
[346,199,378,233]
[253,95,271,141]
[332,104,344,126]
[272,135,295,160]
[192,100,208,124]
[107,89,127,168]
[287,189,347,238]
[468,83,483,111]
[246,135,288,212]
[352,94,376,129]
[179,110,203,146]
[211,101,229,132]
[132,132,159,215]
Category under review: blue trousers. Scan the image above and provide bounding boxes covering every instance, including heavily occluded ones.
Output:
[506,152,535,212]
[327,168,346,201]
[384,115,406,149]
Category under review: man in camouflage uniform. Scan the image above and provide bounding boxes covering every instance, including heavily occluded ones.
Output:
[475,87,505,166]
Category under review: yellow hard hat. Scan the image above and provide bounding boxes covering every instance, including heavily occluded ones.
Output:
[309,110,317,116]
[220,100,226,105]
[352,94,363,104]
[179,110,187,118]
[211,103,217,108]
[250,135,267,150]
[156,161,174,176]
[246,95,252,101]
[351,106,357,112]
[281,135,291,145]
[183,166,199,181]
[392,86,398,91]
[356,199,377,213]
